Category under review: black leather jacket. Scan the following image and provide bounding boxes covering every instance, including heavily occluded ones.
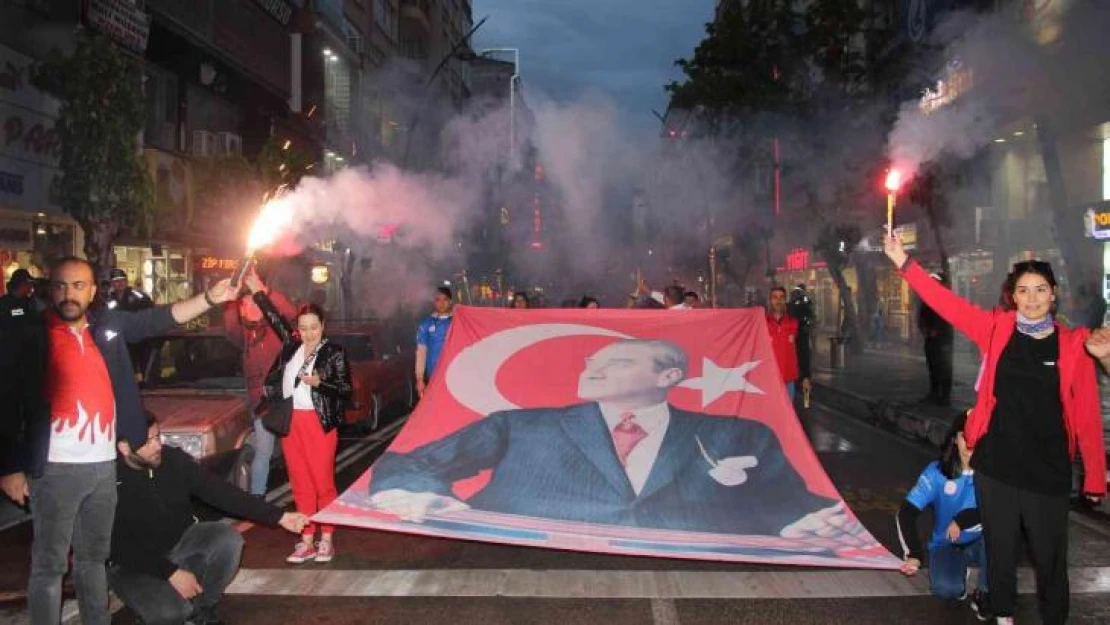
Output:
[255,292,352,432]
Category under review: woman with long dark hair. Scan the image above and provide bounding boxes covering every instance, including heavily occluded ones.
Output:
[885,233,1104,625]
[248,275,352,564]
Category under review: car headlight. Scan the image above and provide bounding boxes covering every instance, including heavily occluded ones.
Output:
[160,432,210,460]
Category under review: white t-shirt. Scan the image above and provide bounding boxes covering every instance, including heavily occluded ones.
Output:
[282,344,318,410]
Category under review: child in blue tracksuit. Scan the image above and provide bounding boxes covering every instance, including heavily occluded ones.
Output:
[897,411,992,621]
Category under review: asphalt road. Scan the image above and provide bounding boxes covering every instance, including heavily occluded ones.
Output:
[5,402,1110,624]
[144,403,1110,624]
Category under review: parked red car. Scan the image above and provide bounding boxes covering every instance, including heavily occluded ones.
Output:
[138,324,414,492]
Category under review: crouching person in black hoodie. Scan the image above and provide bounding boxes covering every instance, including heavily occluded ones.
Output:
[109,416,309,625]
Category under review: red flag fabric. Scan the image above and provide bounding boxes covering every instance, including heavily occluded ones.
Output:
[315,306,899,568]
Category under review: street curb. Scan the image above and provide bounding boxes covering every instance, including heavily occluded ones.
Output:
[812,381,955,449]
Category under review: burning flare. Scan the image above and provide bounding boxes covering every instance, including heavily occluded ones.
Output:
[246,196,295,252]
[884,169,903,194]
[231,194,296,287]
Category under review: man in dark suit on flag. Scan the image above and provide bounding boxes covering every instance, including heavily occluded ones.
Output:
[370,339,860,539]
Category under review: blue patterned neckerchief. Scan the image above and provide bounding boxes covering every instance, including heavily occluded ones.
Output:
[1016,312,1054,336]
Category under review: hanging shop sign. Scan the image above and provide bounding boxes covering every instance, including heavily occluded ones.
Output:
[1083,202,1110,241]
[85,0,151,55]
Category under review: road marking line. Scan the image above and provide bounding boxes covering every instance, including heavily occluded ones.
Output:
[225,566,1110,599]
[651,598,681,624]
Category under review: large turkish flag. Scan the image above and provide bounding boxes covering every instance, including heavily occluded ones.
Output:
[316,306,898,568]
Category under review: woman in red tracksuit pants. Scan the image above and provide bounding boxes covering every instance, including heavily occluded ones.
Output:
[250,276,352,564]
[885,232,1105,624]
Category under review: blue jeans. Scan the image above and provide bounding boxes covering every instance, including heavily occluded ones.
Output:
[930,539,988,599]
[785,382,796,402]
[250,417,275,496]
[29,461,117,625]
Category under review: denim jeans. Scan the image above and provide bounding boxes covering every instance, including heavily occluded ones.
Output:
[109,522,245,625]
[785,382,796,402]
[29,461,117,625]
[930,539,988,599]
[250,417,275,496]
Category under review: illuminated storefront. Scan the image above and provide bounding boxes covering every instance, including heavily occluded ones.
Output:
[0,43,77,287]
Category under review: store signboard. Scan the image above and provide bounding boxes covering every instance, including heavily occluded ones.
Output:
[86,0,151,55]
[1083,202,1110,240]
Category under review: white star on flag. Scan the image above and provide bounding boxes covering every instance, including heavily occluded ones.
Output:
[678,358,763,408]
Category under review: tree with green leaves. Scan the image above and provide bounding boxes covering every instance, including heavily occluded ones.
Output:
[667,0,907,347]
[34,35,154,278]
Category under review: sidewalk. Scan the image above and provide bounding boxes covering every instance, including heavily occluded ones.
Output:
[810,335,981,447]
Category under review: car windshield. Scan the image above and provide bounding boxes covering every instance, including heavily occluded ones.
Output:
[140,335,245,391]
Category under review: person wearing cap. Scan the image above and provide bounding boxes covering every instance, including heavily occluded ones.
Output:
[108,268,152,313]
[1,269,40,467]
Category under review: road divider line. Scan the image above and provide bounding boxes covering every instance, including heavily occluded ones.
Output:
[226,566,1110,599]
[651,598,681,625]
[234,421,403,532]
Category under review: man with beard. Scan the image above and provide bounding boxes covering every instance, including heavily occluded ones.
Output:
[0,257,237,625]
[110,416,308,625]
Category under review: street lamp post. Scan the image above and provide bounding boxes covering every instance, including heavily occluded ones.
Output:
[478,48,520,167]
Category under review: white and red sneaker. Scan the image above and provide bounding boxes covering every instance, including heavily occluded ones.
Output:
[315,539,335,563]
[286,541,317,564]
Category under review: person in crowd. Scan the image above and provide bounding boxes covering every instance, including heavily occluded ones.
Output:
[415,286,454,398]
[918,272,955,405]
[884,233,1104,625]
[579,295,600,309]
[110,415,309,625]
[788,284,815,349]
[0,269,39,466]
[249,273,352,564]
[30,276,51,314]
[663,285,688,310]
[0,256,236,625]
[683,291,701,309]
[107,267,152,312]
[869,301,884,345]
[512,291,531,309]
[223,264,296,497]
[767,286,812,403]
[897,411,992,621]
[1075,282,1107,329]
[108,267,156,377]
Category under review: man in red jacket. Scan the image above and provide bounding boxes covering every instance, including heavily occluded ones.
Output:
[222,264,295,497]
[767,287,811,402]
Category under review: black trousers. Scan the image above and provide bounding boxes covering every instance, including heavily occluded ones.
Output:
[923,338,953,402]
[109,522,245,625]
[975,472,1070,623]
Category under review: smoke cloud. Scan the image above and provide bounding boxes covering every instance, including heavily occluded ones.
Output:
[887,1,1110,177]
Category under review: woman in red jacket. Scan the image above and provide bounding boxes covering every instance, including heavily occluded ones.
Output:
[885,232,1104,625]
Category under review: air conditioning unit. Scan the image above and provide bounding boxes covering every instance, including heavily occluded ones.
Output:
[191,131,216,158]
[346,34,364,55]
[216,132,242,157]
